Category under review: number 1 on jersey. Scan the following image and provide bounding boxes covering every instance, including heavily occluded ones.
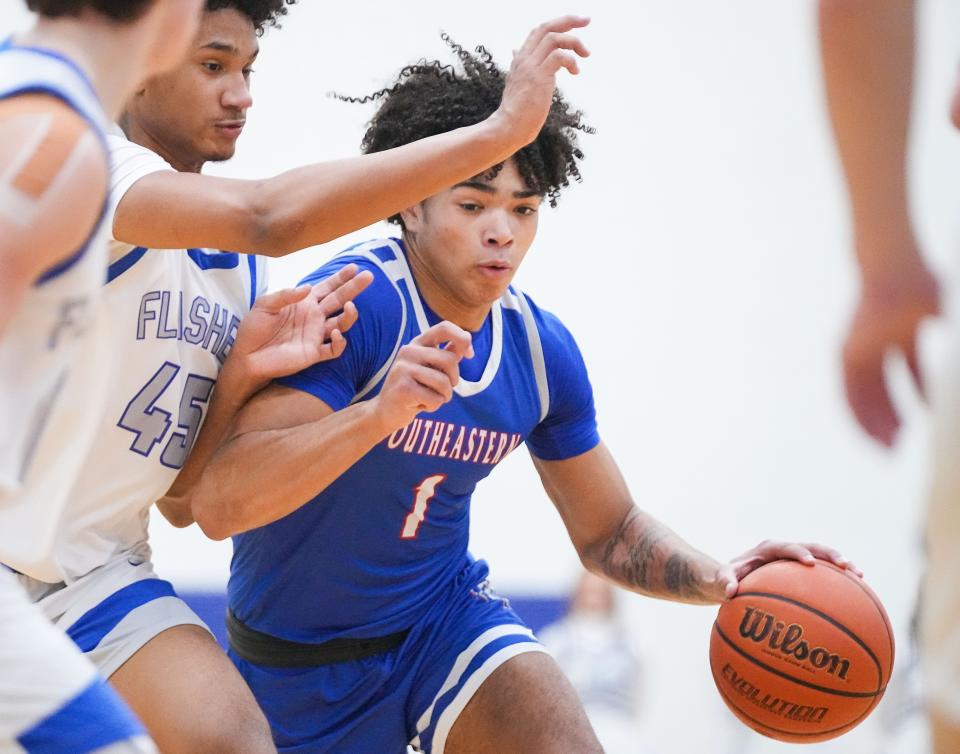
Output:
[401,474,446,540]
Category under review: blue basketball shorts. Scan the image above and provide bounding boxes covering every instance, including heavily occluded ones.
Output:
[230,560,548,754]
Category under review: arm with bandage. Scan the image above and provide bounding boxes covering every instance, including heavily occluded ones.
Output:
[0,93,108,334]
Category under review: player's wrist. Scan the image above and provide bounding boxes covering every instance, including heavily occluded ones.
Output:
[362,396,407,439]
[218,355,265,403]
[479,109,530,158]
[699,566,729,604]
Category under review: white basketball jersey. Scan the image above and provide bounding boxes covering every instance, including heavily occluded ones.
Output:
[40,132,268,583]
[0,42,113,581]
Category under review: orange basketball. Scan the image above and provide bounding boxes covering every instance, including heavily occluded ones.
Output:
[709,559,894,743]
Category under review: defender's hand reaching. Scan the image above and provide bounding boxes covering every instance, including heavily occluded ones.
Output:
[494,15,591,147]
[229,264,374,392]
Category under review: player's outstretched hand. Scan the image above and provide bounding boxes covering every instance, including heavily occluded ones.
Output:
[843,252,940,448]
[374,321,474,432]
[495,15,590,147]
[715,541,863,600]
[231,263,374,389]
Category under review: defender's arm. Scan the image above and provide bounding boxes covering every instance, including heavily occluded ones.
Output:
[112,16,590,256]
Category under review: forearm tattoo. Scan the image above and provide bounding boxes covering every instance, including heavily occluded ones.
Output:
[600,509,707,601]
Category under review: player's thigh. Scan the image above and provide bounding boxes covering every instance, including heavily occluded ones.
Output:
[110,623,275,754]
[444,650,602,754]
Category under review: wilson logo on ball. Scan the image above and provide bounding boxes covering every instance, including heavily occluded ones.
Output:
[738,606,851,680]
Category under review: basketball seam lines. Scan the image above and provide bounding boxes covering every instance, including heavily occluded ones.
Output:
[822,562,897,670]
[735,589,886,690]
[710,658,883,739]
[713,623,885,698]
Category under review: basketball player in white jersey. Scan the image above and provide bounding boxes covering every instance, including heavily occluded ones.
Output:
[0,1,202,751]
[8,3,592,752]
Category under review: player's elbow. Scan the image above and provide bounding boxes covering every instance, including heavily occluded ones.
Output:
[191,486,240,541]
[576,545,607,577]
[193,505,233,541]
[156,497,195,529]
[573,532,615,576]
[245,186,307,257]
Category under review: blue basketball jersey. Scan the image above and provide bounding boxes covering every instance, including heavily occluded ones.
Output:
[229,238,599,642]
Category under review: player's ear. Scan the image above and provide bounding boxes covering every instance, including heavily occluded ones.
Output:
[399,203,425,233]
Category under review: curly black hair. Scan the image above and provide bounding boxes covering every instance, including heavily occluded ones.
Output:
[206,0,296,35]
[336,34,592,226]
[26,0,154,21]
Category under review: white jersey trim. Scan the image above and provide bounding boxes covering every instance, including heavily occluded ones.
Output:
[343,240,549,418]
[104,129,174,256]
[340,242,409,403]
[411,623,536,746]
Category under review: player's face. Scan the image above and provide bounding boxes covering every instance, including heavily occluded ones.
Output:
[132,8,258,171]
[402,158,541,324]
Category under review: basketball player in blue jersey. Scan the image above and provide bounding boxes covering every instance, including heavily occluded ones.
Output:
[8,4,593,753]
[0,1,203,751]
[188,41,862,753]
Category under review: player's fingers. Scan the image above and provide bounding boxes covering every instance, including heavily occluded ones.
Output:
[518,16,590,56]
[414,321,472,354]
[402,344,462,387]
[406,363,455,406]
[773,542,817,566]
[309,264,359,299]
[531,32,591,67]
[548,51,580,77]
[716,564,739,599]
[802,544,863,577]
[324,300,358,337]
[843,355,899,447]
[316,270,374,316]
[845,561,864,578]
[904,338,926,402]
[327,329,346,359]
[442,336,474,360]
[801,543,843,563]
[312,329,347,363]
[255,285,311,313]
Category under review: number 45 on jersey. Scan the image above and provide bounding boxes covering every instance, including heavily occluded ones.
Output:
[118,361,214,470]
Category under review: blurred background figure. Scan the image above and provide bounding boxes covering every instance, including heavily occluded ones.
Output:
[818,1,959,752]
[541,571,759,754]
[539,572,649,753]
[871,636,929,754]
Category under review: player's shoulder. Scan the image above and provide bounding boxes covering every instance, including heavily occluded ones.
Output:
[0,93,107,278]
[300,239,406,321]
[507,287,580,356]
[106,127,173,176]
[0,92,107,192]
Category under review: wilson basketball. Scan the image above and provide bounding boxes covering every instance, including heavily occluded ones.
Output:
[709,559,894,743]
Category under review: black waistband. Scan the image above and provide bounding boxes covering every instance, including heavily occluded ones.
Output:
[226,610,409,668]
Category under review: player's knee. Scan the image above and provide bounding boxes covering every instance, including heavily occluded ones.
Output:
[187,710,275,754]
[169,686,274,754]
